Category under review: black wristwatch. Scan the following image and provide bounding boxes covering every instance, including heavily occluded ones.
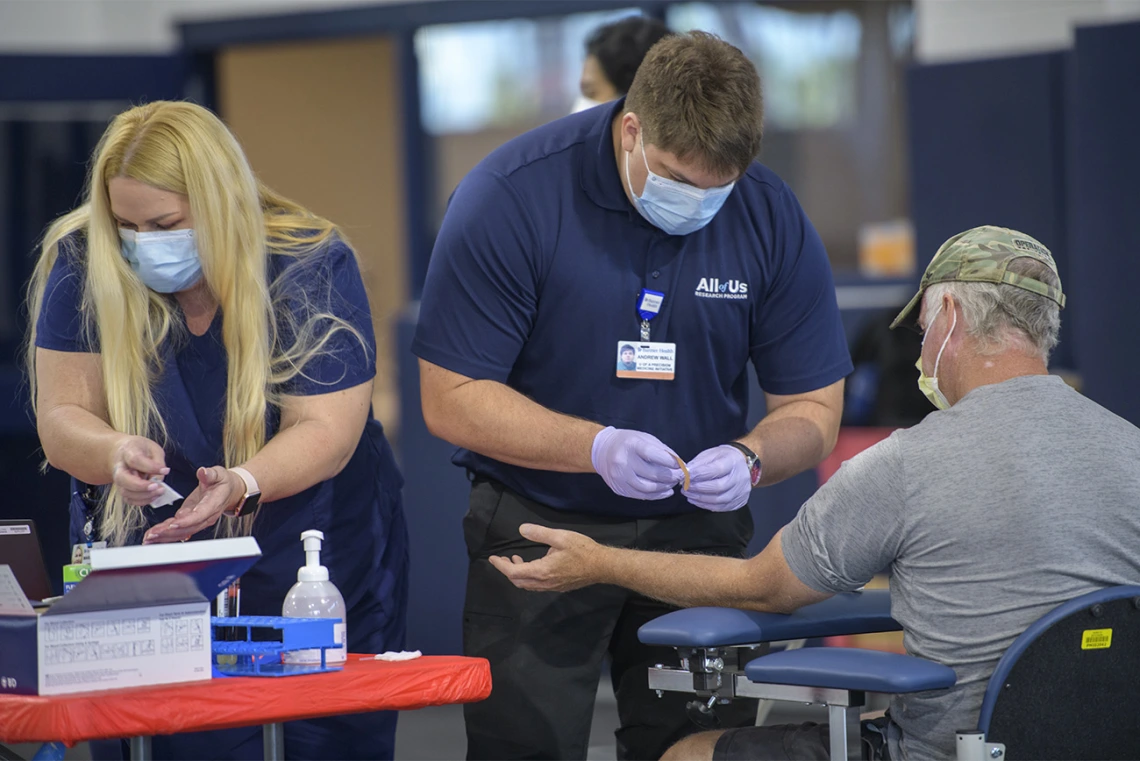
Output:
[725,442,762,487]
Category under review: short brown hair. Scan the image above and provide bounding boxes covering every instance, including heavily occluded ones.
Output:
[624,31,763,177]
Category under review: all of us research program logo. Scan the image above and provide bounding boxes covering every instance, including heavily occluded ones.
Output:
[695,277,749,300]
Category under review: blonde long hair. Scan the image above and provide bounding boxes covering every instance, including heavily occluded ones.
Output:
[26,101,363,546]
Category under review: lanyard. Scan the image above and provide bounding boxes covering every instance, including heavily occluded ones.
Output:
[77,484,100,545]
[637,288,664,341]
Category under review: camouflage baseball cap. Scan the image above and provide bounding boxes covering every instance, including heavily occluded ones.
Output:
[890,225,1066,331]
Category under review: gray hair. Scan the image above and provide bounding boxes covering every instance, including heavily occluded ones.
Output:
[923,256,1061,360]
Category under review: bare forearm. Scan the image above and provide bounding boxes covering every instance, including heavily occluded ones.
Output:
[38,405,127,484]
[593,546,781,611]
[425,377,602,472]
[493,527,826,612]
[739,400,841,486]
[240,420,356,503]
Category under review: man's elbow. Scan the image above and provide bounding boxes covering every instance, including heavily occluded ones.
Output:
[819,422,840,461]
[418,362,470,444]
[766,596,805,615]
[420,394,456,442]
[736,595,801,615]
[820,383,845,458]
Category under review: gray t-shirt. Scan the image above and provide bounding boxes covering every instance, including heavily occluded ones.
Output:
[782,375,1140,760]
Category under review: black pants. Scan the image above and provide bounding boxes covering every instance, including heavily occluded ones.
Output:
[462,479,759,761]
[713,717,893,761]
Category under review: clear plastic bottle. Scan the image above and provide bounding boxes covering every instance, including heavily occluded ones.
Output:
[281,530,347,664]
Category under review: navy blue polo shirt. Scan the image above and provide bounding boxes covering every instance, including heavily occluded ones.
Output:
[413,100,852,517]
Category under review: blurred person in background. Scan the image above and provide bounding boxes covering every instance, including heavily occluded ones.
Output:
[26,100,408,761]
[416,31,850,761]
[573,15,673,113]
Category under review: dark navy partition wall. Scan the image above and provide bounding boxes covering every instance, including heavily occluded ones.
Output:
[0,56,186,373]
[906,52,1074,369]
[396,311,471,655]
[0,55,185,593]
[1067,21,1140,426]
[0,55,185,102]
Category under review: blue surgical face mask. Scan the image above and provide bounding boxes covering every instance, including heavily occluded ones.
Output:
[625,131,734,236]
[119,228,202,294]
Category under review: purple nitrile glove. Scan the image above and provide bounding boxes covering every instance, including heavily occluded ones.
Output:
[682,445,752,512]
[592,426,684,501]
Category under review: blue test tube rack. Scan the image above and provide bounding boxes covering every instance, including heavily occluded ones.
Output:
[211,616,343,677]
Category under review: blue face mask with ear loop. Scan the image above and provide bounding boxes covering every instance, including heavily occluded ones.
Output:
[119,228,203,294]
[624,131,735,236]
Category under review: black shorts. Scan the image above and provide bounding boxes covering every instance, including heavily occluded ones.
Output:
[712,717,892,761]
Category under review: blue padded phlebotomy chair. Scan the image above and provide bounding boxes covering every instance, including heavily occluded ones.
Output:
[639,586,1140,761]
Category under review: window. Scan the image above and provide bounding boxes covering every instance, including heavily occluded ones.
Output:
[417,19,540,134]
[416,9,641,135]
[888,3,916,59]
[666,3,862,130]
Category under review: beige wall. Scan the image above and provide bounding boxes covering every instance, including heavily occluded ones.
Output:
[433,122,545,230]
[915,0,1140,64]
[0,0,440,53]
[217,36,407,436]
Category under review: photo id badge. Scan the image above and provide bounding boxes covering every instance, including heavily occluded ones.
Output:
[616,341,676,380]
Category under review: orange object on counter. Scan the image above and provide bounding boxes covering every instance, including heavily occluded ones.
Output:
[0,655,490,746]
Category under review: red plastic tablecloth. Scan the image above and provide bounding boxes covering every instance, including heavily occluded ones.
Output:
[0,654,491,745]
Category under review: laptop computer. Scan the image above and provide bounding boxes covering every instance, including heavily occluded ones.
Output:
[0,519,54,602]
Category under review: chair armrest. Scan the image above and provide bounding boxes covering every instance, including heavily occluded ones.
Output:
[745,647,956,694]
[637,590,898,647]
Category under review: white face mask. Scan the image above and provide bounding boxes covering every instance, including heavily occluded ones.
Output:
[571,95,604,114]
[916,302,956,410]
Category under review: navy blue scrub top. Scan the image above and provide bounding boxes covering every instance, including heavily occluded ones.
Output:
[413,100,853,518]
[36,234,408,626]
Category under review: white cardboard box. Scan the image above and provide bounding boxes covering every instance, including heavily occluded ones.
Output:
[0,537,260,696]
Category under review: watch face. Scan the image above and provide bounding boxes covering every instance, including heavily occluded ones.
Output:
[749,460,762,487]
[244,492,261,514]
[225,491,260,518]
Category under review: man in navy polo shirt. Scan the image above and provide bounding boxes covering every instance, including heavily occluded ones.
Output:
[413,31,852,761]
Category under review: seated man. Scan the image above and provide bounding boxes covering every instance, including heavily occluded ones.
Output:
[490,225,1140,761]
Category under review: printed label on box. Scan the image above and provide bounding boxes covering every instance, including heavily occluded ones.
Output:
[38,603,210,695]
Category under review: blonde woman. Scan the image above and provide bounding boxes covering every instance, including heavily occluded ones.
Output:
[27,101,408,760]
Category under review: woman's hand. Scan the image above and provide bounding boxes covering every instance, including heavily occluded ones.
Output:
[110,435,169,506]
[143,466,243,544]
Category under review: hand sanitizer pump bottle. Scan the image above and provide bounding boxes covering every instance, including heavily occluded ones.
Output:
[282,530,347,664]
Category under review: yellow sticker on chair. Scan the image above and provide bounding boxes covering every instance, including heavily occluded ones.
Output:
[1081,628,1112,650]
